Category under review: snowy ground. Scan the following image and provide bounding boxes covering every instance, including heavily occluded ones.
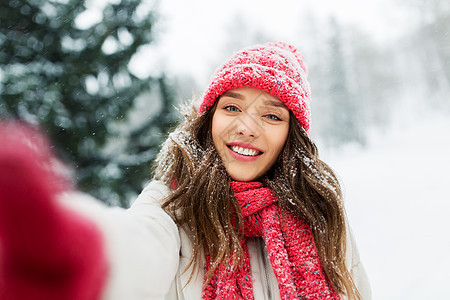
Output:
[321,112,450,299]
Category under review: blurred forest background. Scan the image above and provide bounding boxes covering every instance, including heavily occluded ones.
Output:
[1,0,449,207]
[0,0,180,207]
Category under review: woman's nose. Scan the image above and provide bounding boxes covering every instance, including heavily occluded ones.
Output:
[235,112,260,138]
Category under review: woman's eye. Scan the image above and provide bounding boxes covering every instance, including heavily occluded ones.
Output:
[265,114,281,121]
[225,105,240,112]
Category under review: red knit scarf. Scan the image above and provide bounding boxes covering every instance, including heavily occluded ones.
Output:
[202,181,340,300]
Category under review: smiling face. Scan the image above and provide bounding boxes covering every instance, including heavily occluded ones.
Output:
[211,87,290,182]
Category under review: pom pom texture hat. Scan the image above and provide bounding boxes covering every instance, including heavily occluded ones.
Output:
[199,42,312,132]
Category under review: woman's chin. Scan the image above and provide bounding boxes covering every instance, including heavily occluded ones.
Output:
[228,173,260,182]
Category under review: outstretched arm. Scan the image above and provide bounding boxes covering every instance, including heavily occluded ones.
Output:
[0,122,181,299]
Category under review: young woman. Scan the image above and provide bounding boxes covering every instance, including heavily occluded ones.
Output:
[0,42,371,299]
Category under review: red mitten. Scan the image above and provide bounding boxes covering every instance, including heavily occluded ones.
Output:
[0,122,108,300]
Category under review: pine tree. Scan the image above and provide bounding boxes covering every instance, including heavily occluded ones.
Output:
[322,18,363,147]
[0,0,178,207]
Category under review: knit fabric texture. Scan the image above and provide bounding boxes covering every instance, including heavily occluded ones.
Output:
[202,182,340,300]
[199,42,312,132]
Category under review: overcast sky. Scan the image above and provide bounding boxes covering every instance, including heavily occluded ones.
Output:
[140,0,414,84]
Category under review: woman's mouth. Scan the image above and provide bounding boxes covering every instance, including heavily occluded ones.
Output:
[228,145,261,156]
[226,143,263,162]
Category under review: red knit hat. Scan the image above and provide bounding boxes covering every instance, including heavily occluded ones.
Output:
[199,42,312,132]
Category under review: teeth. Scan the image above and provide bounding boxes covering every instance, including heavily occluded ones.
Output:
[231,145,259,156]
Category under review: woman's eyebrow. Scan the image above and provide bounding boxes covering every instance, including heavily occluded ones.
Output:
[263,99,287,109]
[222,91,245,100]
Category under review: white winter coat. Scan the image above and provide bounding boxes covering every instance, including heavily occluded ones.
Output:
[62,180,372,300]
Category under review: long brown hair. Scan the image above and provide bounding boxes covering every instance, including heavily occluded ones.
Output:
[153,103,361,299]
